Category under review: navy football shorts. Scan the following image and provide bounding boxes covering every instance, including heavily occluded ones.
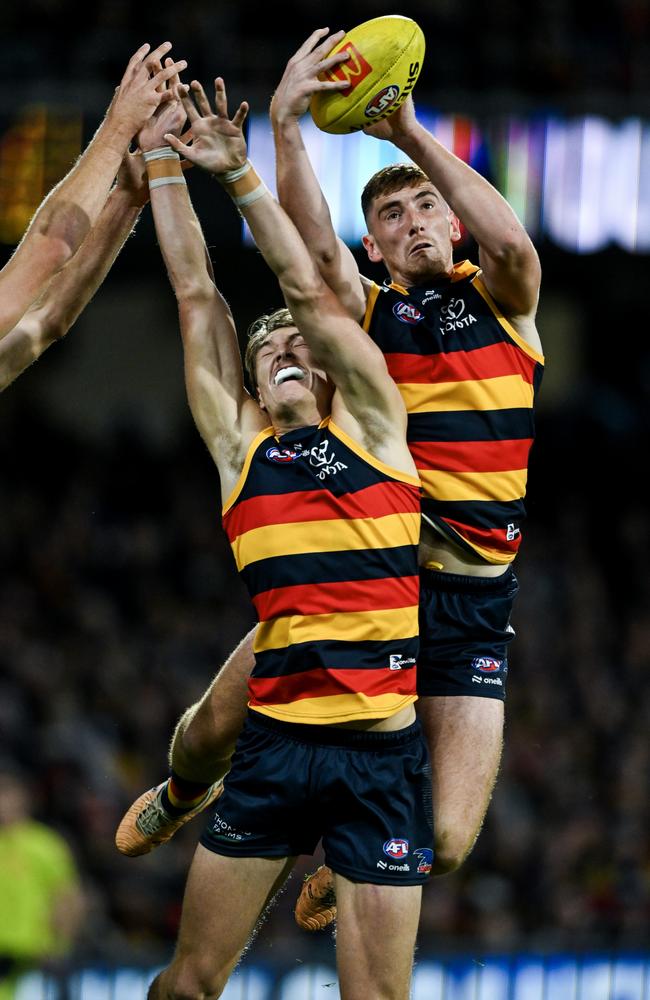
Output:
[200,710,434,886]
[417,566,519,700]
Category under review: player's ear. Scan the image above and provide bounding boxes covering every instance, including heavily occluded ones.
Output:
[449,211,462,244]
[362,233,383,263]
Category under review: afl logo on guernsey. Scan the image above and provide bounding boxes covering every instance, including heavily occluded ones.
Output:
[266,445,302,464]
[393,301,424,325]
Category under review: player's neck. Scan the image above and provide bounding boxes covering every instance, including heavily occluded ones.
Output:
[269,398,328,437]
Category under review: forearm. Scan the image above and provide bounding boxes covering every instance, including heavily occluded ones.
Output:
[227,162,321,299]
[273,118,338,262]
[0,185,142,390]
[39,184,143,337]
[396,123,532,257]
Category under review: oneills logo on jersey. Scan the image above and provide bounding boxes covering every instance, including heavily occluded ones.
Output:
[393,301,424,325]
[266,445,303,463]
[365,84,400,118]
[323,42,373,96]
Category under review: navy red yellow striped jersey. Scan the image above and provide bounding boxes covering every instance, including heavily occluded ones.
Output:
[222,418,421,725]
[363,260,544,565]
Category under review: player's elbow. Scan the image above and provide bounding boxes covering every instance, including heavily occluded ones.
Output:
[174,275,217,307]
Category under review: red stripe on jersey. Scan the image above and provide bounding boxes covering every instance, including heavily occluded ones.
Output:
[410,438,534,474]
[224,480,419,543]
[252,575,420,621]
[384,341,537,386]
[249,665,416,705]
[443,517,522,554]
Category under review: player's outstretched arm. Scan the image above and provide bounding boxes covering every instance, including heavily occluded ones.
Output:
[366,98,542,333]
[0,42,187,341]
[144,78,264,488]
[0,148,152,392]
[167,78,409,462]
[270,29,367,321]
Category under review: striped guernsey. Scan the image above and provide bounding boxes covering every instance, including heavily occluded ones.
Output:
[363,260,544,564]
[223,418,421,725]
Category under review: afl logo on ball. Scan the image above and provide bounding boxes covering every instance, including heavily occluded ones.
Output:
[266,446,301,464]
[393,301,424,325]
[365,84,400,118]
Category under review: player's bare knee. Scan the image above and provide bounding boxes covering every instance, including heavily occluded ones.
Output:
[164,957,229,999]
[432,830,475,874]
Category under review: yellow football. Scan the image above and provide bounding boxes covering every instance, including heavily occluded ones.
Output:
[310,15,425,135]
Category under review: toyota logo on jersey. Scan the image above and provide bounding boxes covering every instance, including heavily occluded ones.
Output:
[393,301,424,325]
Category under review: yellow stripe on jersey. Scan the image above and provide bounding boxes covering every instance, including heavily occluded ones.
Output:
[254,605,420,653]
[231,511,421,571]
[418,467,528,503]
[397,375,535,414]
[251,692,417,725]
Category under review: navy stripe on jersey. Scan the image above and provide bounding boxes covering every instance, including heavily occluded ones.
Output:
[254,636,420,678]
[240,545,419,599]
[406,408,536,444]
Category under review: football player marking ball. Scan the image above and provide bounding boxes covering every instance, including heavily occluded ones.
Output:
[310,15,425,135]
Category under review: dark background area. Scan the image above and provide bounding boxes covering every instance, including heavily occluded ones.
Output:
[1,0,649,969]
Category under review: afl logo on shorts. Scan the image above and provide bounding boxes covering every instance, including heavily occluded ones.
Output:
[266,446,301,463]
[472,656,503,673]
[383,837,409,859]
[393,301,424,325]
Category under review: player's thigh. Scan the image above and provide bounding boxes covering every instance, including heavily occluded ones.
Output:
[334,873,421,1000]
[166,844,293,995]
[193,626,257,746]
[418,695,503,857]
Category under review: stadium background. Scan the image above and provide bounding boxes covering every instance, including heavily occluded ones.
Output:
[1,1,649,996]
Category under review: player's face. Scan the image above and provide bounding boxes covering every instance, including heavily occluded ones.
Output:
[254,327,332,419]
[362,182,461,286]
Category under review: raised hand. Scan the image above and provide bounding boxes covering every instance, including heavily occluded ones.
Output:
[137,57,189,153]
[270,27,350,126]
[362,94,418,142]
[164,77,248,176]
[107,42,188,141]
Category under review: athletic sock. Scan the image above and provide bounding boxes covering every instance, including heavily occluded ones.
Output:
[160,773,212,817]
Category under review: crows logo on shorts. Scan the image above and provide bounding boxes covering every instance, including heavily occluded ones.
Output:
[413,847,433,874]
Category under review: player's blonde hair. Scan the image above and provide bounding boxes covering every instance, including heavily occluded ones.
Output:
[244,307,295,392]
[361,163,430,221]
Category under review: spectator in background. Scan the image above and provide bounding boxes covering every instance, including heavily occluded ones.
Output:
[0,766,84,1000]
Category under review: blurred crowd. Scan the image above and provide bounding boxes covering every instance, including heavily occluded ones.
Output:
[1,0,649,110]
[1,398,648,967]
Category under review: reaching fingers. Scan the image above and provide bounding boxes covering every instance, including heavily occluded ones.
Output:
[151,59,188,90]
[293,27,330,61]
[317,49,351,75]
[164,132,199,165]
[191,80,213,118]
[312,28,346,61]
[231,101,249,130]
[146,40,173,68]
[175,83,200,123]
[213,77,228,118]
[164,56,184,96]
